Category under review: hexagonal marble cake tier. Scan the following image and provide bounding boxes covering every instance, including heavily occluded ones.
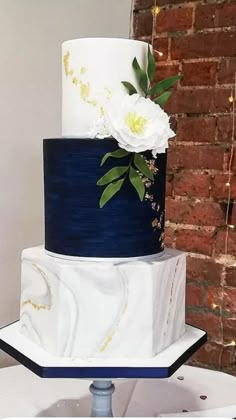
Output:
[20,246,186,359]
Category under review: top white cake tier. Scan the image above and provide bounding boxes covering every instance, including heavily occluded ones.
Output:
[62,38,148,138]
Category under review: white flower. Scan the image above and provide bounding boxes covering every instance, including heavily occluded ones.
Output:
[87,115,111,139]
[106,93,175,156]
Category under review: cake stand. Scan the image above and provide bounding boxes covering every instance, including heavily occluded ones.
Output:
[0,321,206,417]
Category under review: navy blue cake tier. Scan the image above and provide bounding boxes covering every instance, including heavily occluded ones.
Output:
[43,138,167,258]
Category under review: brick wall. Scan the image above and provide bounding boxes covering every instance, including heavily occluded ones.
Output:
[134,0,236,374]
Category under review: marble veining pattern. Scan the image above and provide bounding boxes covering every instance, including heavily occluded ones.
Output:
[20,246,186,359]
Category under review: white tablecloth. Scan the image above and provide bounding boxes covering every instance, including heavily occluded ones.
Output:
[0,364,236,417]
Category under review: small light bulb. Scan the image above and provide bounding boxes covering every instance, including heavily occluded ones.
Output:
[226,182,230,187]
[228,224,235,229]
[229,96,234,103]
[151,6,161,16]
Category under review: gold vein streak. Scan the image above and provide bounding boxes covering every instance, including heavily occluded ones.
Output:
[21,299,50,311]
[99,334,114,352]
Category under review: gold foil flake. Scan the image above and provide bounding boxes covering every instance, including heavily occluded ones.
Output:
[152,218,162,230]
[64,53,100,109]
[21,299,50,311]
[63,51,73,76]
[152,218,158,228]
[145,192,154,202]
[146,159,159,175]
[159,211,164,225]
[80,82,90,99]
[87,99,97,107]
[160,241,164,249]
[72,77,79,85]
[152,202,157,210]
[159,232,165,242]
[80,66,87,75]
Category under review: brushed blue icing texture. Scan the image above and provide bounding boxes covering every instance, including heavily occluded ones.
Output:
[43,138,167,258]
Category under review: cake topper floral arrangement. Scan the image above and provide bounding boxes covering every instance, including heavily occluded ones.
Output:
[96,45,181,208]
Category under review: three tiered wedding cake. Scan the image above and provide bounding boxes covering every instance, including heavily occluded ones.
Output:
[20,38,186,359]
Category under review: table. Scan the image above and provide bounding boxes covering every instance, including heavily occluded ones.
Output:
[0,364,236,417]
[0,321,207,417]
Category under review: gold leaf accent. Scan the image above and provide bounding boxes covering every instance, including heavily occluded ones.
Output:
[80,82,90,100]
[72,77,79,85]
[63,51,73,76]
[80,66,87,75]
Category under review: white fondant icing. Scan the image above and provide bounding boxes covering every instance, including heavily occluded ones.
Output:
[20,246,186,359]
[62,38,148,138]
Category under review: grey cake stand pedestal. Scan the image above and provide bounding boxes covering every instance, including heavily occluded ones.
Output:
[0,322,206,417]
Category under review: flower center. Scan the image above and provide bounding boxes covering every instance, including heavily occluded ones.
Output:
[125,112,148,135]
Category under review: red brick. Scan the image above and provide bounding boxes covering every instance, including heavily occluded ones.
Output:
[225,266,236,287]
[155,0,199,4]
[166,173,173,196]
[232,147,236,171]
[223,317,236,341]
[154,64,179,83]
[171,32,236,60]
[221,347,236,369]
[186,283,205,307]
[217,115,236,143]
[176,229,214,255]
[195,3,236,30]
[223,287,236,314]
[167,145,224,170]
[166,198,225,226]
[153,37,169,61]
[215,230,236,256]
[164,226,175,248]
[177,117,216,143]
[166,88,231,114]
[174,173,211,198]
[134,0,153,10]
[134,11,153,37]
[187,257,223,284]
[186,310,221,338]
[182,61,217,86]
[218,58,236,84]
[156,7,193,33]
[207,286,223,310]
[191,340,222,367]
[211,174,236,200]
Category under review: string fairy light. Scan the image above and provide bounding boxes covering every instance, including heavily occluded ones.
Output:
[130,0,163,56]
[224,72,236,256]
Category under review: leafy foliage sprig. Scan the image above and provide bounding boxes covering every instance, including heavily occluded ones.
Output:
[97,45,181,208]
[97,150,154,208]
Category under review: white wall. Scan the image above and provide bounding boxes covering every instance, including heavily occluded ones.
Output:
[0,0,132,366]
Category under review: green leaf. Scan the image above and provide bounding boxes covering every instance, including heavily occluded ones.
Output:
[147,45,156,83]
[134,153,154,181]
[101,149,130,166]
[121,81,137,95]
[97,166,128,186]
[99,178,124,208]
[149,75,181,96]
[132,57,148,94]
[129,166,145,201]
[154,91,172,107]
